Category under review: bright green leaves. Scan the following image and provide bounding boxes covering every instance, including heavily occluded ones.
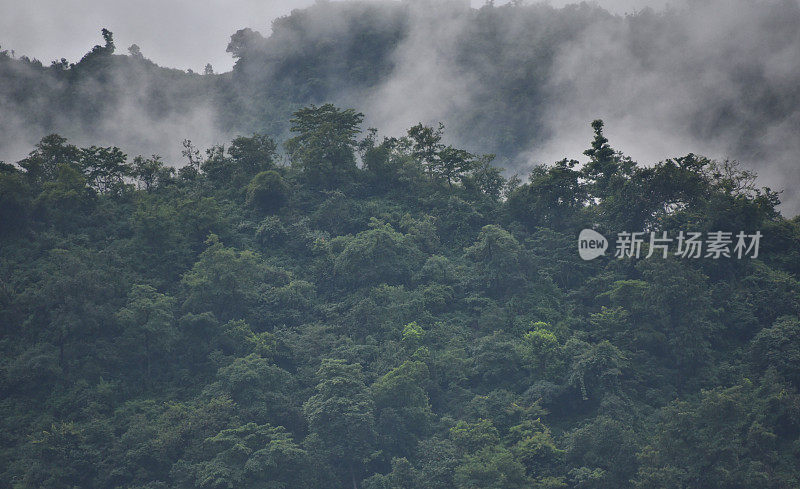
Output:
[521,323,565,382]
[401,322,425,353]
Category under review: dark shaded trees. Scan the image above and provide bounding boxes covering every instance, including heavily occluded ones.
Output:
[246,170,289,212]
[0,104,797,489]
[304,359,377,489]
[286,104,364,188]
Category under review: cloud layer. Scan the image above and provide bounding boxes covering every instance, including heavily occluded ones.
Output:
[2,0,799,212]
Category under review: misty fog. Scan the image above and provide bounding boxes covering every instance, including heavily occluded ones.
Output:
[2,0,799,212]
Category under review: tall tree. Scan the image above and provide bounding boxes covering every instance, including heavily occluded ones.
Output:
[80,145,130,194]
[116,284,177,383]
[19,134,80,186]
[285,104,364,188]
[304,359,376,489]
[407,122,444,180]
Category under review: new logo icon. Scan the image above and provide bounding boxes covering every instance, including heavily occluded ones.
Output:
[578,229,607,260]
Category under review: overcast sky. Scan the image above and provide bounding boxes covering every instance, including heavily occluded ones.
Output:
[2,0,675,72]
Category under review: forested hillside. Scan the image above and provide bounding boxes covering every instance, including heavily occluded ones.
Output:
[1,103,800,488]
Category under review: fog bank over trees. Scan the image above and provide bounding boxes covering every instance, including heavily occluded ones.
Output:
[1,0,799,209]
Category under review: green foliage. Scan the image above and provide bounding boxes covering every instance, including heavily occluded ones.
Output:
[132,155,174,190]
[19,134,81,186]
[182,234,287,322]
[304,359,376,487]
[454,445,528,489]
[582,120,623,185]
[285,104,364,188]
[437,146,475,188]
[507,160,585,230]
[246,170,289,212]
[0,169,32,233]
[172,422,308,489]
[462,154,505,201]
[750,316,800,387]
[363,457,418,489]
[34,163,93,219]
[407,122,444,179]
[464,225,525,295]
[333,222,424,288]
[565,416,639,489]
[116,285,177,382]
[635,377,800,489]
[521,323,565,381]
[15,421,100,489]
[1,105,798,489]
[450,419,501,453]
[567,339,627,402]
[508,419,564,476]
[228,133,278,175]
[80,145,131,194]
[203,134,278,188]
[372,361,434,458]
[400,321,425,351]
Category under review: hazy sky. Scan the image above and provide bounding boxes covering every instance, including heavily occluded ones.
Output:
[2,0,675,72]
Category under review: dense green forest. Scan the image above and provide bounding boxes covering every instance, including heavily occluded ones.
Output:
[2,100,800,489]
[2,1,800,487]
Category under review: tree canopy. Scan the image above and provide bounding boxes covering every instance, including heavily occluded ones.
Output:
[0,106,798,489]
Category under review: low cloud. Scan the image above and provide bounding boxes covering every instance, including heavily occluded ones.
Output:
[2,0,799,212]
